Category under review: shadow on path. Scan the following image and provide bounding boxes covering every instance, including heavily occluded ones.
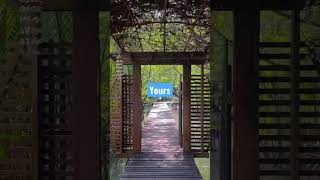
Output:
[142,102,182,152]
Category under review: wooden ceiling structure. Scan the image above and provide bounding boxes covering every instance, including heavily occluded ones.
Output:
[111,0,210,52]
[112,52,208,64]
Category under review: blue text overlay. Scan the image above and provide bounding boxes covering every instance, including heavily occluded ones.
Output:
[147,83,173,97]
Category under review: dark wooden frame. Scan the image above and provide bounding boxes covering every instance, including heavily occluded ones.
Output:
[124,53,207,153]
[42,0,110,11]
[183,63,192,152]
[72,4,101,180]
[232,9,260,180]
[132,63,142,153]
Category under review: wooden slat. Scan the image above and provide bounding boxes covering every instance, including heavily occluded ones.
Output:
[259,100,319,106]
[259,53,291,59]
[259,65,290,71]
[259,88,320,94]
[260,42,291,47]
[211,0,306,10]
[259,77,290,82]
[42,0,110,11]
[260,170,290,176]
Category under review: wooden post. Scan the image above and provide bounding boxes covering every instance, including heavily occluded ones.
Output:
[32,32,39,180]
[290,9,300,180]
[221,40,232,180]
[179,75,183,147]
[233,9,259,180]
[72,2,100,180]
[183,63,191,152]
[132,63,142,153]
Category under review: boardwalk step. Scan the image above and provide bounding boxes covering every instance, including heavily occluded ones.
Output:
[121,178,202,179]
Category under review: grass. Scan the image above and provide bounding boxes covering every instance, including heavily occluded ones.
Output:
[195,158,210,180]
[170,105,210,180]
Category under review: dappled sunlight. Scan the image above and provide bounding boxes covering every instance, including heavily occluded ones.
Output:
[142,102,182,152]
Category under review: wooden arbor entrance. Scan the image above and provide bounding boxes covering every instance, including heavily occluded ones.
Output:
[110,52,211,156]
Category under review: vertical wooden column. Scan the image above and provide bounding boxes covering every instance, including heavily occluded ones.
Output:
[179,75,183,147]
[72,2,100,180]
[290,9,300,180]
[183,63,191,152]
[221,39,232,180]
[233,9,259,180]
[132,63,142,153]
[32,32,39,180]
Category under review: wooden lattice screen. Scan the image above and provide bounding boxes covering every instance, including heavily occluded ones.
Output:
[110,59,123,154]
[0,1,41,179]
[259,41,320,178]
[0,43,33,180]
[38,42,73,179]
[122,75,133,153]
[191,71,211,156]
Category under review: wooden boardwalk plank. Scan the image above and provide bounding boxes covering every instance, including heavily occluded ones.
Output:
[120,103,202,180]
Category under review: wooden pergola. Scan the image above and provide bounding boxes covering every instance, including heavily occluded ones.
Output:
[1,0,319,180]
[110,52,209,155]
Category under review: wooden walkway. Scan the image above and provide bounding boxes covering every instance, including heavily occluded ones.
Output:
[120,102,202,180]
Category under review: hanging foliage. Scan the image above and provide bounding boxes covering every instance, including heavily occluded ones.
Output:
[111,0,210,52]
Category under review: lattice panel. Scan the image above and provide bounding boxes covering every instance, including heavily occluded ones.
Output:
[110,59,123,154]
[259,42,320,179]
[122,75,133,153]
[0,0,41,178]
[0,43,33,180]
[191,74,210,155]
[38,42,73,180]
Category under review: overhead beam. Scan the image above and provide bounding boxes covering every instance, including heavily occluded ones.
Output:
[112,52,208,65]
[211,0,306,10]
[42,0,110,11]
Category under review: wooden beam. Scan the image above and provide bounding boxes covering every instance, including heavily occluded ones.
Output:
[211,0,306,10]
[233,9,259,180]
[113,52,207,65]
[42,0,110,11]
[132,63,142,153]
[182,63,191,152]
[72,4,100,180]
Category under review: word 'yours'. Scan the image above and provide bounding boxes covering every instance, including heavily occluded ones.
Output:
[149,86,171,95]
